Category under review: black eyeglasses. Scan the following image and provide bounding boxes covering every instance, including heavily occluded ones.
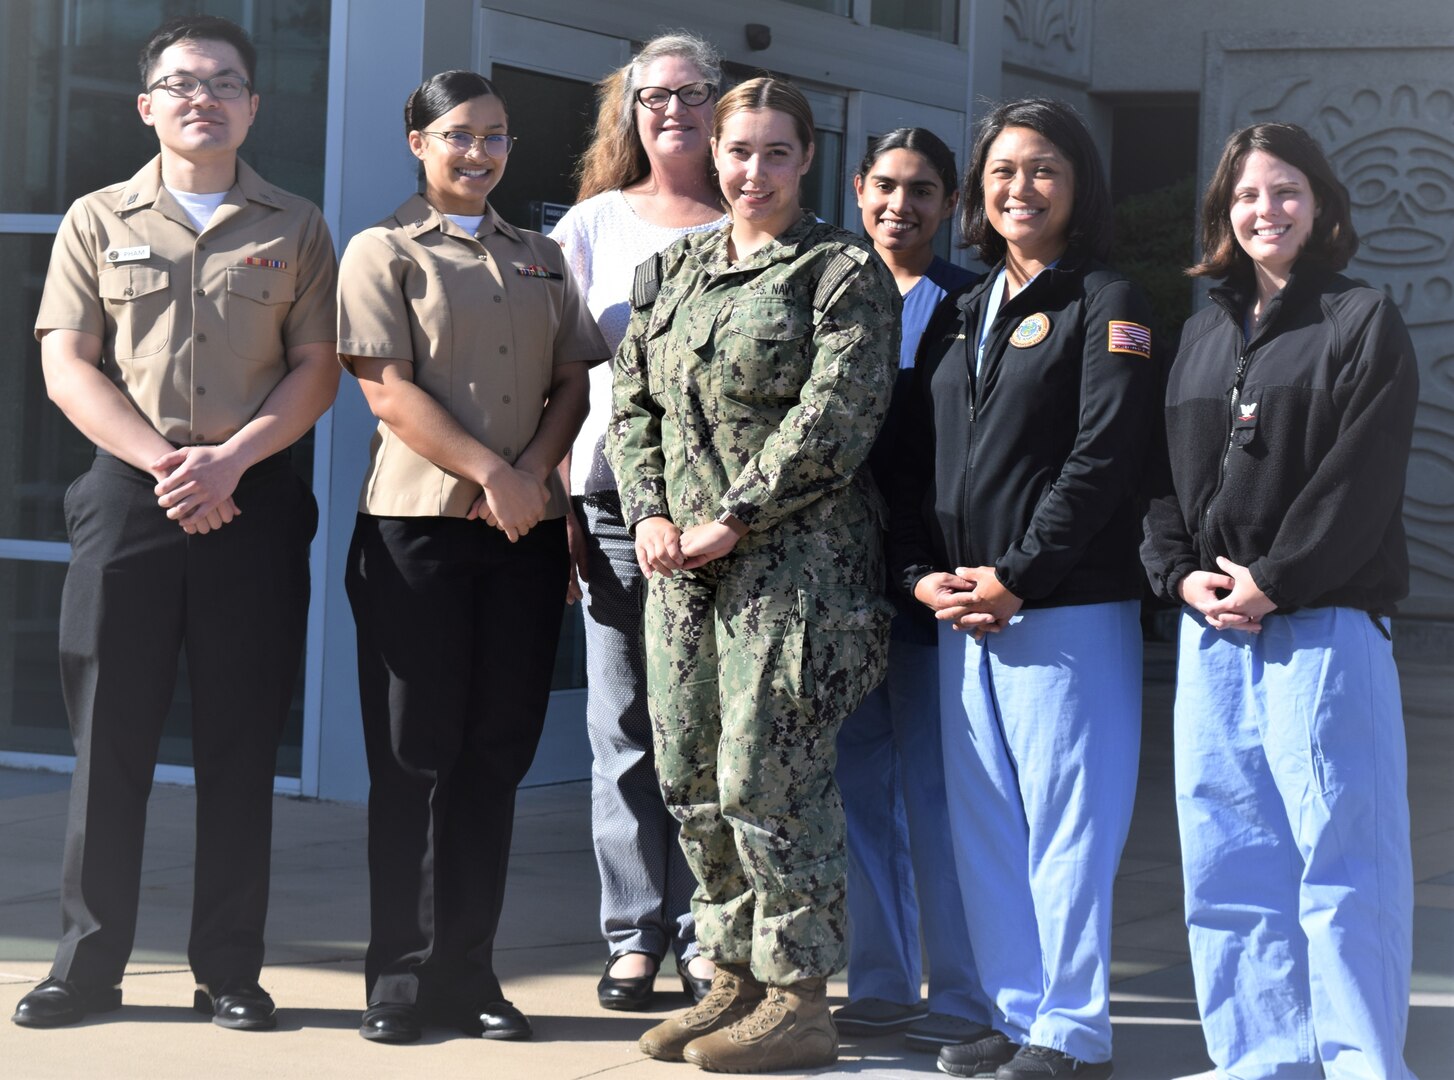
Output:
[147,74,252,100]
[422,131,517,157]
[634,82,716,111]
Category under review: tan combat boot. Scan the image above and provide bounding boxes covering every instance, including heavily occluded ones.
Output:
[681,977,837,1073]
[638,962,766,1062]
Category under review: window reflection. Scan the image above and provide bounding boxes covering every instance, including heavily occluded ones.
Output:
[0,235,94,544]
[873,0,958,41]
[0,0,331,213]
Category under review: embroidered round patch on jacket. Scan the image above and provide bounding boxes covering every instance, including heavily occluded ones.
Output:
[1010,313,1050,348]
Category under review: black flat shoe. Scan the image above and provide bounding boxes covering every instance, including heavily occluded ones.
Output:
[679,964,713,1003]
[11,978,122,1028]
[464,1000,532,1041]
[597,952,659,1011]
[360,1002,422,1043]
[193,977,277,1031]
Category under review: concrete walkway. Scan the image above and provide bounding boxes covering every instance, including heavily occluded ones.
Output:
[1,642,1450,1079]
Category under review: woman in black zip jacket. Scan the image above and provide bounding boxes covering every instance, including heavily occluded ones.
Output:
[889,98,1157,1080]
[1141,123,1418,1079]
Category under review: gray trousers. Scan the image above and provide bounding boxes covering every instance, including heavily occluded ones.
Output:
[578,495,697,964]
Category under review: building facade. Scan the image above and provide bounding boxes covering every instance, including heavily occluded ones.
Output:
[1,0,1449,802]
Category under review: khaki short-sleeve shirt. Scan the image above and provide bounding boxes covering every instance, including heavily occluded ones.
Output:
[34,157,338,445]
[338,194,608,519]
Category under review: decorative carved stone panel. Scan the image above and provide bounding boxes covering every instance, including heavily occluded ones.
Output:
[1202,34,1454,618]
[1003,0,1092,85]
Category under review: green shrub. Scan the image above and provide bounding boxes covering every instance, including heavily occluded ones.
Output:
[1111,174,1198,344]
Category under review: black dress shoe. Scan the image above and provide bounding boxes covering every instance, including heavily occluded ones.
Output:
[463,1000,532,1040]
[360,1002,422,1043]
[193,977,277,1031]
[12,978,122,1028]
[596,952,658,1011]
[678,963,713,1003]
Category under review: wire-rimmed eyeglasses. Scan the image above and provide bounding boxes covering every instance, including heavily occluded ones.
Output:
[422,131,517,157]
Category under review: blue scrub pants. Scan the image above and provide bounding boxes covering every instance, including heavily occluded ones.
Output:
[1175,607,1415,1080]
[837,631,988,1020]
[938,600,1140,1063]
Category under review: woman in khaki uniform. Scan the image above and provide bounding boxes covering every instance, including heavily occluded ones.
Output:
[337,70,606,1045]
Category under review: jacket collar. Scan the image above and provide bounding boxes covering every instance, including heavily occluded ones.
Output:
[694,209,820,274]
[113,155,286,216]
[393,193,522,242]
[955,251,1087,313]
[1208,258,1334,330]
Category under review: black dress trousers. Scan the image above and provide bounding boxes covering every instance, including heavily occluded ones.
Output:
[345,513,568,1010]
[52,450,316,987]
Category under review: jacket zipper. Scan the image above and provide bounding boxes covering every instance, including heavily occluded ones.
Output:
[1200,344,1254,565]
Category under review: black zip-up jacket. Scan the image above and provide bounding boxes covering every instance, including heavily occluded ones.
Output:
[889,255,1159,608]
[1141,262,1418,614]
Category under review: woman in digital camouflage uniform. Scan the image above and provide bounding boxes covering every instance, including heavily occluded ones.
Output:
[607,77,899,1074]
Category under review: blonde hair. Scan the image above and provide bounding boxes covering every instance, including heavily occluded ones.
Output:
[713,77,815,152]
[575,32,721,201]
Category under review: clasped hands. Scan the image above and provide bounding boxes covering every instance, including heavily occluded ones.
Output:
[152,445,244,535]
[466,463,550,543]
[1179,556,1276,633]
[633,515,744,578]
[914,566,1023,640]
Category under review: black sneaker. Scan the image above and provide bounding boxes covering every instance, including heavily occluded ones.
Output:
[995,1043,1113,1078]
[937,1030,1017,1077]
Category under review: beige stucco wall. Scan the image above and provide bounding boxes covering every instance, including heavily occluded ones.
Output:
[1090,0,1454,93]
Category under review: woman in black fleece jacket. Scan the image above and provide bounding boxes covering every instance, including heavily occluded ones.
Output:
[1141,122,1418,1079]
[890,98,1158,1080]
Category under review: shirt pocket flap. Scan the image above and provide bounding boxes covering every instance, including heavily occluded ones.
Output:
[733,298,811,341]
[99,266,169,300]
[226,266,296,305]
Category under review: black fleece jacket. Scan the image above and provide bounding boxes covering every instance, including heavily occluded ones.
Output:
[1140,262,1418,614]
[889,256,1159,609]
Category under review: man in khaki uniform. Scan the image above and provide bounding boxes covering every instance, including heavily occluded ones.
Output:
[11,15,338,1033]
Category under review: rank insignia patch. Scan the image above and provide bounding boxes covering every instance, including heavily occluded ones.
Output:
[1107,320,1152,358]
[1010,313,1050,348]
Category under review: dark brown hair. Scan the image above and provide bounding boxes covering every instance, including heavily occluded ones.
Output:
[405,70,504,136]
[858,127,958,197]
[960,97,1112,264]
[1189,122,1358,279]
[139,14,256,88]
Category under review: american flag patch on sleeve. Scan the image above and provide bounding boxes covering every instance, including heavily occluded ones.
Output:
[1107,320,1151,358]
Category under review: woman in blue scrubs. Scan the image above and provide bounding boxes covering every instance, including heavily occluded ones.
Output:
[1142,122,1419,1079]
[832,128,990,1053]
[890,98,1157,1080]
